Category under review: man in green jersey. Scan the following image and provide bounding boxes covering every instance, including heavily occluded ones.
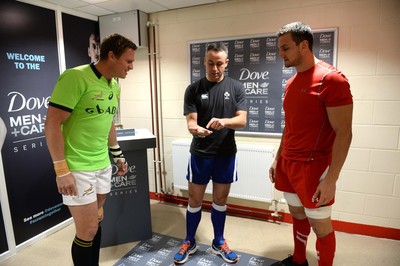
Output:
[45,33,137,266]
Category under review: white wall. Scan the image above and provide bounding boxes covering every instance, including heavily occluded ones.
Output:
[119,0,400,229]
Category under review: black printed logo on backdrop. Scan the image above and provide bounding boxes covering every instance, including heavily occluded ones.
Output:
[189,29,336,136]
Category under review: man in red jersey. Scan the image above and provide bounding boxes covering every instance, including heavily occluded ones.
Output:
[269,22,353,266]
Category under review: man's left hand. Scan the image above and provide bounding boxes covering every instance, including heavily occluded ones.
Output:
[116,158,128,176]
[312,178,336,207]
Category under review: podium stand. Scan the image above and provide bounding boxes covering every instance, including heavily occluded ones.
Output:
[101,128,156,247]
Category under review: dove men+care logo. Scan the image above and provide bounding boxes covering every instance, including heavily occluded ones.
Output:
[7,91,50,153]
[109,163,138,196]
[239,68,269,96]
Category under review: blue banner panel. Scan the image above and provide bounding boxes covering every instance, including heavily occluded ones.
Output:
[0,1,70,245]
[62,13,100,68]
[0,200,8,254]
[0,119,8,255]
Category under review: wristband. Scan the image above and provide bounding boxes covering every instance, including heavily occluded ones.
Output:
[110,144,125,163]
[114,157,126,164]
[57,172,71,178]
[53,159,70,178]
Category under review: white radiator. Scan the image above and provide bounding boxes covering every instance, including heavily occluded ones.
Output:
[172,140,275,202]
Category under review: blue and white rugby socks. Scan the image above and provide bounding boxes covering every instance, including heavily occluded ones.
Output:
[185,205,202,244]
[211,202,227,246]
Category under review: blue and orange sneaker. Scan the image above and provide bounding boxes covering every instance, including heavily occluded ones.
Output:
[211,239,238,263]
[173,240,198,264]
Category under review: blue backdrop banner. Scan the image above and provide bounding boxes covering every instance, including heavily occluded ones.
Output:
[0,1,70,245]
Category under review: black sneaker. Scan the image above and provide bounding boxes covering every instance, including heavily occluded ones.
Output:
[270,255,309,266]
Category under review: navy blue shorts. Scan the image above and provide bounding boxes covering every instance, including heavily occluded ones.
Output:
[186,154,238,185]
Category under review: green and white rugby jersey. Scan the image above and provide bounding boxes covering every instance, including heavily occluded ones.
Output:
[49,64,120,171]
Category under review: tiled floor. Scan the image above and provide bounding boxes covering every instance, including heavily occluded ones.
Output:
[1,200,399,265]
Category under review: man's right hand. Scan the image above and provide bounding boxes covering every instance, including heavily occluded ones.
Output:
[57,173,78,196]
[269,160,278,183]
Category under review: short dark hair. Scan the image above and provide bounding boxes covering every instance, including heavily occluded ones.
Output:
[277,22,314,51]
[99,33,138,60]
[206,42,228,56]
